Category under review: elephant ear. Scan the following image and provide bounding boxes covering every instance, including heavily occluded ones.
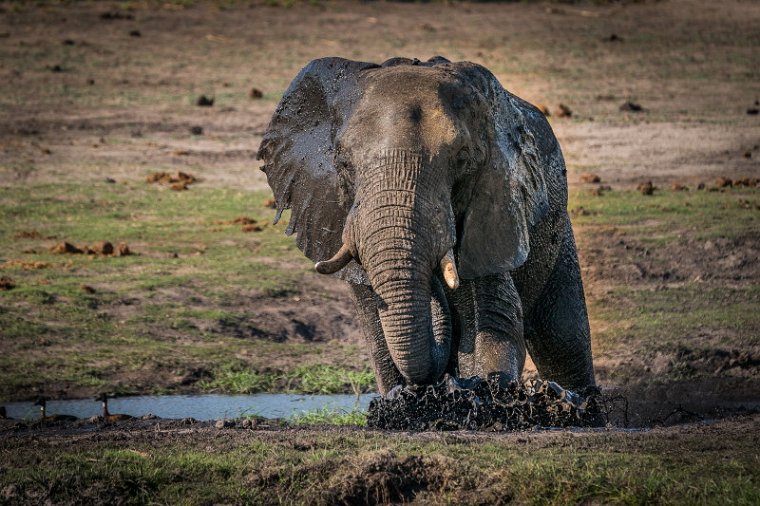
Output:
[257,57,378,284]
[447,62,554,279]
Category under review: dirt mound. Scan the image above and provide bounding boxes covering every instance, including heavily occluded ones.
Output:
[637,180,655,195]
[215,216,265,232]
[580,172,601,183]
[50,241,83,254]
[13,230,56,240]
[196,95,214,107]
[620,100,645,112]
[0,260,49,270]
[557,103,573,118]
[366,375,606,431]
[145,171,198,190]
[0,276,15,290]
[50,241,132,256]
[323,451,461,505]
[217,216,256,225]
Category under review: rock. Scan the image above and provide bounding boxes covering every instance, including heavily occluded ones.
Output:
[215,419,234,429]
[557,103,572,118]
[250,87,264,99]
[129,30,141,37]
[190,125,203,135]
[714,176,733,188]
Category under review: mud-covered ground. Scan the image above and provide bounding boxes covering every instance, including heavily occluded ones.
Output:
[1,0,759,503]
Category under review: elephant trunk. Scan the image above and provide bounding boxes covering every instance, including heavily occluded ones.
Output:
[355,149,451,385]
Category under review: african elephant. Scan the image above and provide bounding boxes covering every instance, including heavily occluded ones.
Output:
[258,56,596,396]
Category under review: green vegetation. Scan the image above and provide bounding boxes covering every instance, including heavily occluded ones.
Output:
[569,187,760,243]
[0,183,374,399]
[570,187,760,384]
[1,420,758,505]
[2,181,757,398]
[290,406,367,426]
[591,284,760,351]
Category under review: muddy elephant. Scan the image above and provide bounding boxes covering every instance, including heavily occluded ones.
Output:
[258,56,596,395]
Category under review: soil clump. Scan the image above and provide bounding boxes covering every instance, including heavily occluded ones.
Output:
[580,172,601,183]
[0,276,15,290]
[50,241,131,256]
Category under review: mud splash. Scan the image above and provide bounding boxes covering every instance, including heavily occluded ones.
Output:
[367,375,607,431]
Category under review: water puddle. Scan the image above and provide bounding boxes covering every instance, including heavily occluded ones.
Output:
[4,393,377,421]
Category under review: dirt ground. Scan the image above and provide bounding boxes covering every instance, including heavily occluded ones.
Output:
[0,0,759,501]
[1,412,758,504]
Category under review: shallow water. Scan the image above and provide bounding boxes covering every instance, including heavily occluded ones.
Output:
[4,393,377,421]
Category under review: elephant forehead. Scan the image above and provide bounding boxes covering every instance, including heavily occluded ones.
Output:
[355,68,459,152]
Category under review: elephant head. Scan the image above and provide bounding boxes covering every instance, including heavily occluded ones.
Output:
[258,57,549,387]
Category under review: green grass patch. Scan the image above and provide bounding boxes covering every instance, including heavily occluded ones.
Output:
[0,183,373,399]
[590,284,760,353]
[569,187,760,244]
[2,422,758,505]
[290,406,367,426]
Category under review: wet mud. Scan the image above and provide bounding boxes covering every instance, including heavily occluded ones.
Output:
[367,375,608,431]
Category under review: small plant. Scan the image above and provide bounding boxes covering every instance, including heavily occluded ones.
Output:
[290,407,366,426]
[289,365,375,395]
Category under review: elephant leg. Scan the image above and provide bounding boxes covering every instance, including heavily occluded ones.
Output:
[524,221,596,391]
[452,273,526,384]
[349,283,403,396]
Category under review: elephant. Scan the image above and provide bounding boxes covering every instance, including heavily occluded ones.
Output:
[257,56,596,396]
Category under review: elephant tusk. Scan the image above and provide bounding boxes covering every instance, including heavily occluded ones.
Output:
[440,249,460,290]
[315,244,353,274]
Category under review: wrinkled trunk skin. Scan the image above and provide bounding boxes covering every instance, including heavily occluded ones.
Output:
[354,150,450,385]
